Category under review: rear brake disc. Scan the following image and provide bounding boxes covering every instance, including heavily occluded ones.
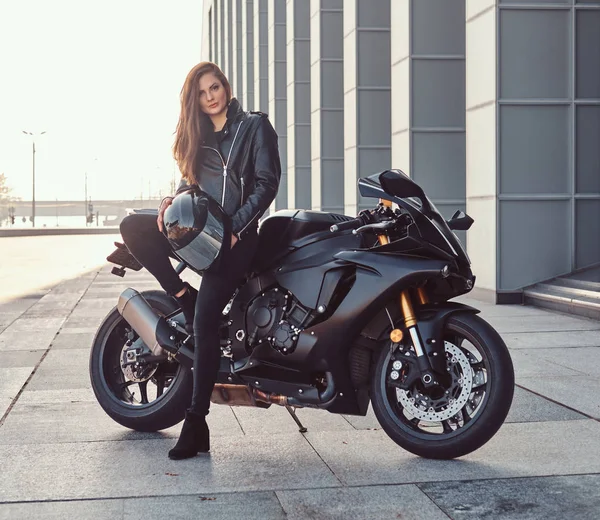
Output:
[120,337,158,382]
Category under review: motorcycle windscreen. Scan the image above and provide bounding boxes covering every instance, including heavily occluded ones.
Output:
[359,170,469,264]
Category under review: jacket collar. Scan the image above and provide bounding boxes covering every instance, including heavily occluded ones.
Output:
[200,98,245,145]
[225,97,245,125]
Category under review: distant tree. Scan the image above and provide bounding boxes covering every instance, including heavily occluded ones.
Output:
[0,173,20,201]
[0,173,19,227]
[0,173,10,201]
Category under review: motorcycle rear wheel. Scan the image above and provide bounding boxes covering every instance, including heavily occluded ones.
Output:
[89,290,193,431]
[371,312,514,459]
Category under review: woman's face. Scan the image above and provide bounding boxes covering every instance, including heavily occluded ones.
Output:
[198,72,228,117]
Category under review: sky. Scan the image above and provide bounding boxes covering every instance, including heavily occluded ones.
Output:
[0,0,204,202]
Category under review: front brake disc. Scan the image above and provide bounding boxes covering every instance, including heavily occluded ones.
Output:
[395,342,473,422]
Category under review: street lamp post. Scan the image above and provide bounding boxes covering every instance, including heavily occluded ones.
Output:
[22,130,46,227]
[85,158,97,226]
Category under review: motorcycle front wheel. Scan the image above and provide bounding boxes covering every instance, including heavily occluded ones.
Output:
[371,312,514,459]
[89,290,193,431]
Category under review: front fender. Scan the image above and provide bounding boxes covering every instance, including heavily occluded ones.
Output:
[415,303,480,374]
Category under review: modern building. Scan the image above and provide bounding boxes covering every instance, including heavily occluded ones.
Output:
[201,0,600,313]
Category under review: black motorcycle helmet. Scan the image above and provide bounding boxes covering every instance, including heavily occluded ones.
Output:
[162,187,230,272]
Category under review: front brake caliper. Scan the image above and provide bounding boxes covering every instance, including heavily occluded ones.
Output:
[388,345,420,390]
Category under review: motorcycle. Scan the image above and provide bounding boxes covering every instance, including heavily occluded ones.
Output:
[90,169,514,459]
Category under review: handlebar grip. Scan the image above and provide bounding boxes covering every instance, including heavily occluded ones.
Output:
[330,218,363,233]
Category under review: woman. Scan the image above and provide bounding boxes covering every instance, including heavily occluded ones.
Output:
[119,62,281,460]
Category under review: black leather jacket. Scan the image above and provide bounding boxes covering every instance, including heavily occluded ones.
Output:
[176,98,281,240]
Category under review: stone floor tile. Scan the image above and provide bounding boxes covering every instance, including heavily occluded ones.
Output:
[232,404,355,435]
[518,376,600,419]
[0,433,340,501]
[488,315,600,334]
[123,491,286,520]
[506,386,586,423]
[0,498,125,520]
[419,474,600,520]
[278,484,449,520]
[304,420,600,486]
[0,367,32,416]
[0,350,45,368]
[527,346,600,377]
[503,331,600,350]
[0,329,57,352]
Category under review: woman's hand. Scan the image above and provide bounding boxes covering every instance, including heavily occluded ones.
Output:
[231,233,238,248]
[157,197,174,232]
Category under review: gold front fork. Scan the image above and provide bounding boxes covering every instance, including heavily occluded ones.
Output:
[400,291,417,328]
[377,228,435,384]
[381,232,430,364]
[399,289,433,383]
[416,287,429,305]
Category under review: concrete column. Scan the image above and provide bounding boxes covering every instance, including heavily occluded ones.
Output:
[466,1,589,300]
[225,0,234,80]
[219,0,225,69]
[231,0,243,98]
[466,1,497,296]
[393,1,466,241]
[213,0,221,66]
[268,0,288,210]
[574,3,600,272]
[390,0,410,179]
[287,0,311,210]
[241,0,255,110]
[254,0,269,111]
[310,0,344,214]
[207,4,214,61]
[343,0,391,216]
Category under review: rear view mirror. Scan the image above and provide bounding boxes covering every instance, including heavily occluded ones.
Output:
[447,210,474,231]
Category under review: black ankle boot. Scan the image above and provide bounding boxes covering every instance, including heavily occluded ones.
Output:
[168,409,210,460]
[174,282,197,335]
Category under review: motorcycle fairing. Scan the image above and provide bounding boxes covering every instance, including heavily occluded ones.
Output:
[274,233,361,309]
[252,209,356,272]
[229,250,450,415]
[412,303,480,374]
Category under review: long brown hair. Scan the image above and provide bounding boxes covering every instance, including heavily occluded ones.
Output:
[173,62,232,184]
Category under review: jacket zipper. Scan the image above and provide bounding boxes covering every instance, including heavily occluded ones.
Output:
[200,120,244,207]
[222,121,243,206]
[240,177,244,205]
[221,166,228,206]
[238,209,260,238]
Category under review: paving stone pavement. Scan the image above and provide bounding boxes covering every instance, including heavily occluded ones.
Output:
[1,258,599,519]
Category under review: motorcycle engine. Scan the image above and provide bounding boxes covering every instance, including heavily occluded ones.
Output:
[245,287,313,355]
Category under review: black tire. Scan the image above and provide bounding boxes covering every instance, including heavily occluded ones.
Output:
[89,290,193,431]
[371,312,514,459]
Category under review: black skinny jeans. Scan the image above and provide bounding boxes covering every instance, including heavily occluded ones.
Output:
[120,213,258,416]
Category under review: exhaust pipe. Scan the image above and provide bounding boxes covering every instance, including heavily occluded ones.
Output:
[210,384,290,407]
[210,372,336,408]
[117,288,178,357]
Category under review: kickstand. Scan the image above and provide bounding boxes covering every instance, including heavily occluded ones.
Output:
[285,405,308,433]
